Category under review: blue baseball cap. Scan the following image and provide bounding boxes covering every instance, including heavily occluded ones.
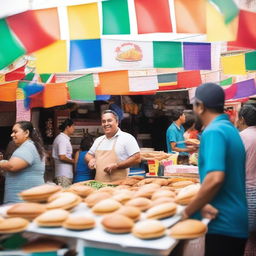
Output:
[194,83,225,108]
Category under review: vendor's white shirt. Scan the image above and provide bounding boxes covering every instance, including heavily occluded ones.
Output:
[89,129,140,161]
[52,132,73,178]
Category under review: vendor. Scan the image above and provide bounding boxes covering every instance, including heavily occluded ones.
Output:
[166,109,197,154]
[85,110,141,182]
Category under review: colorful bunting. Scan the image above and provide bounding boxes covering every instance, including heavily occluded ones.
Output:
[5,65,26,81]
[29,91,44,108]
[129,75,158,92]
[40,74,56,83]
[245,51,256,71]
[174,0,206,33]
[67,74,96,101]
[177,71,202,88]
[233,79,256,99]
[70,39,102,71]
[210,0,239,24]
[22,82,44,97]
[0,82,18,102]
[67,3,100,40]
[134,0,172,34]
[7,9,60,53]
[0,19,26,70]
[207,2,238,42]
[34,40,68,73]
[0,74,5,83]
[183,43,211,70]
[153,42,183,68]
[224,84,237,100]
[228,10,256,49]
[98,71,129,95]
[43,83,68,108]
[157,73,179,91]
[220,77,233,86]
[102,0,130,35]
[221,54,246,75]
[101,39,153,68]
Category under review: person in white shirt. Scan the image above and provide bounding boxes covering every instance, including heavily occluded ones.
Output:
[85,110,141,182]
[52,119,75,187]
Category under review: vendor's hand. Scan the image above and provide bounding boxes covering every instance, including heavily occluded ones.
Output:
[186,146,198,152]
[88,159,96,169]
[104,163,118,174]
[201,204,218,220]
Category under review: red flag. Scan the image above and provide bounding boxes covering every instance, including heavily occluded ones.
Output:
[5,65,26,81]
[177,71,202,88]
[224,84,237,100]
[7,9,60,53]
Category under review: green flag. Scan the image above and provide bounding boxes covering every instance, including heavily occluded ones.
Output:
[67,74,96,101]
[245,51,256,71]
[153,41,183,68]
[0,19,26,69]
[220,77,233,86]
[40,74,52,83]
[210,0,239,24]
[102,0,130,35]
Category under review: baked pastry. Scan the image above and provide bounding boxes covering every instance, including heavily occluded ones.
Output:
[92,199,121,215]
[115,206,141,221]
[101,214,134,233]
[151,190,176,200]
[7,202,46,220]
[63,215,95,230]
[132,220,166,239]
[146,202,177,220]
[84,192,112,208]
[19,184,62,202]
[125,197,152,211]
[68,184,95,198]
[170,180,194,189]
[151,197,175,207]
[112,192,133,204]
[0,217,29,233]
[34,209,69,227]
[175,184,200,205]
[168,219,207,239]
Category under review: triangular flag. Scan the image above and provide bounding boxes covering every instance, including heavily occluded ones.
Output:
[67,74,96,101]
[0,82,18,102]
[134,0,172,34]
[68,3,100,39]
[40,74,56,83]
[102,0,130,35]
[228,10,256,49]
[207,2,238,42]
[43,83,68,108]
[210,0,238,24]
[69,39,102,71]
[34,40,68,73]
[7,9,60,53]
[174,0,206,33]
[221,54,246,75]
[5,65,26,81]
[153,41,183,68]
[0,19,26,69]
[177,71,202,88]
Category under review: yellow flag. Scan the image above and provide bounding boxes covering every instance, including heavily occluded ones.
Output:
[68,3,100,40]
[221,54,246,75]
[16,88,25,100]
[207,2,238,42]
[34,40,68,73]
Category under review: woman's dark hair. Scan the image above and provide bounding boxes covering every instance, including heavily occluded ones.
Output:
[80,136,94,151]
[15,121,45,159]
[59,118,74,132]
[239,105,256,126]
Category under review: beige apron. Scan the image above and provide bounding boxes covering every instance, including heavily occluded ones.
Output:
[95,137,128,182]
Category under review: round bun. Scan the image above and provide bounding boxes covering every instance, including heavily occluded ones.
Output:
[68,184,95,197]
[84,192,112,208]
[146,203,177,220]
[63,215,95,230]
[125,197,152,211]
[0,217,29,233]
[101,214,134,233]
[115,206,141,221]
[170,180,194,189]
[132,220,165,239]
[92,199,121,215]
[175,184,200,205]
[168,219,207,239]
[151,190,176,200]
[151,197,175,207]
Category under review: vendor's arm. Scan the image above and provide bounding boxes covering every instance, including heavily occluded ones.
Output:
[182,171,224,218]
[170,142,196,153]
[85,152,96,169]
[104,152,141,173]
[0,157,29,172]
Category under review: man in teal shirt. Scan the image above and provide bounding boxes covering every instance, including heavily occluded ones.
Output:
[182,83,248,256]
[166,109,196,154]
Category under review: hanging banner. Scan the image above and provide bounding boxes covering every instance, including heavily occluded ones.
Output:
[221,54,246,75]
[101,39,153,69]
[129,74,158,92]
[16,99,31,121]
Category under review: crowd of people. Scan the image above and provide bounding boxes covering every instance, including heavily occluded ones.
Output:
[0,82,255,255]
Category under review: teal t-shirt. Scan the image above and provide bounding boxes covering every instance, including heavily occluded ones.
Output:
[166,122,186,153]
[199,114,248,238]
